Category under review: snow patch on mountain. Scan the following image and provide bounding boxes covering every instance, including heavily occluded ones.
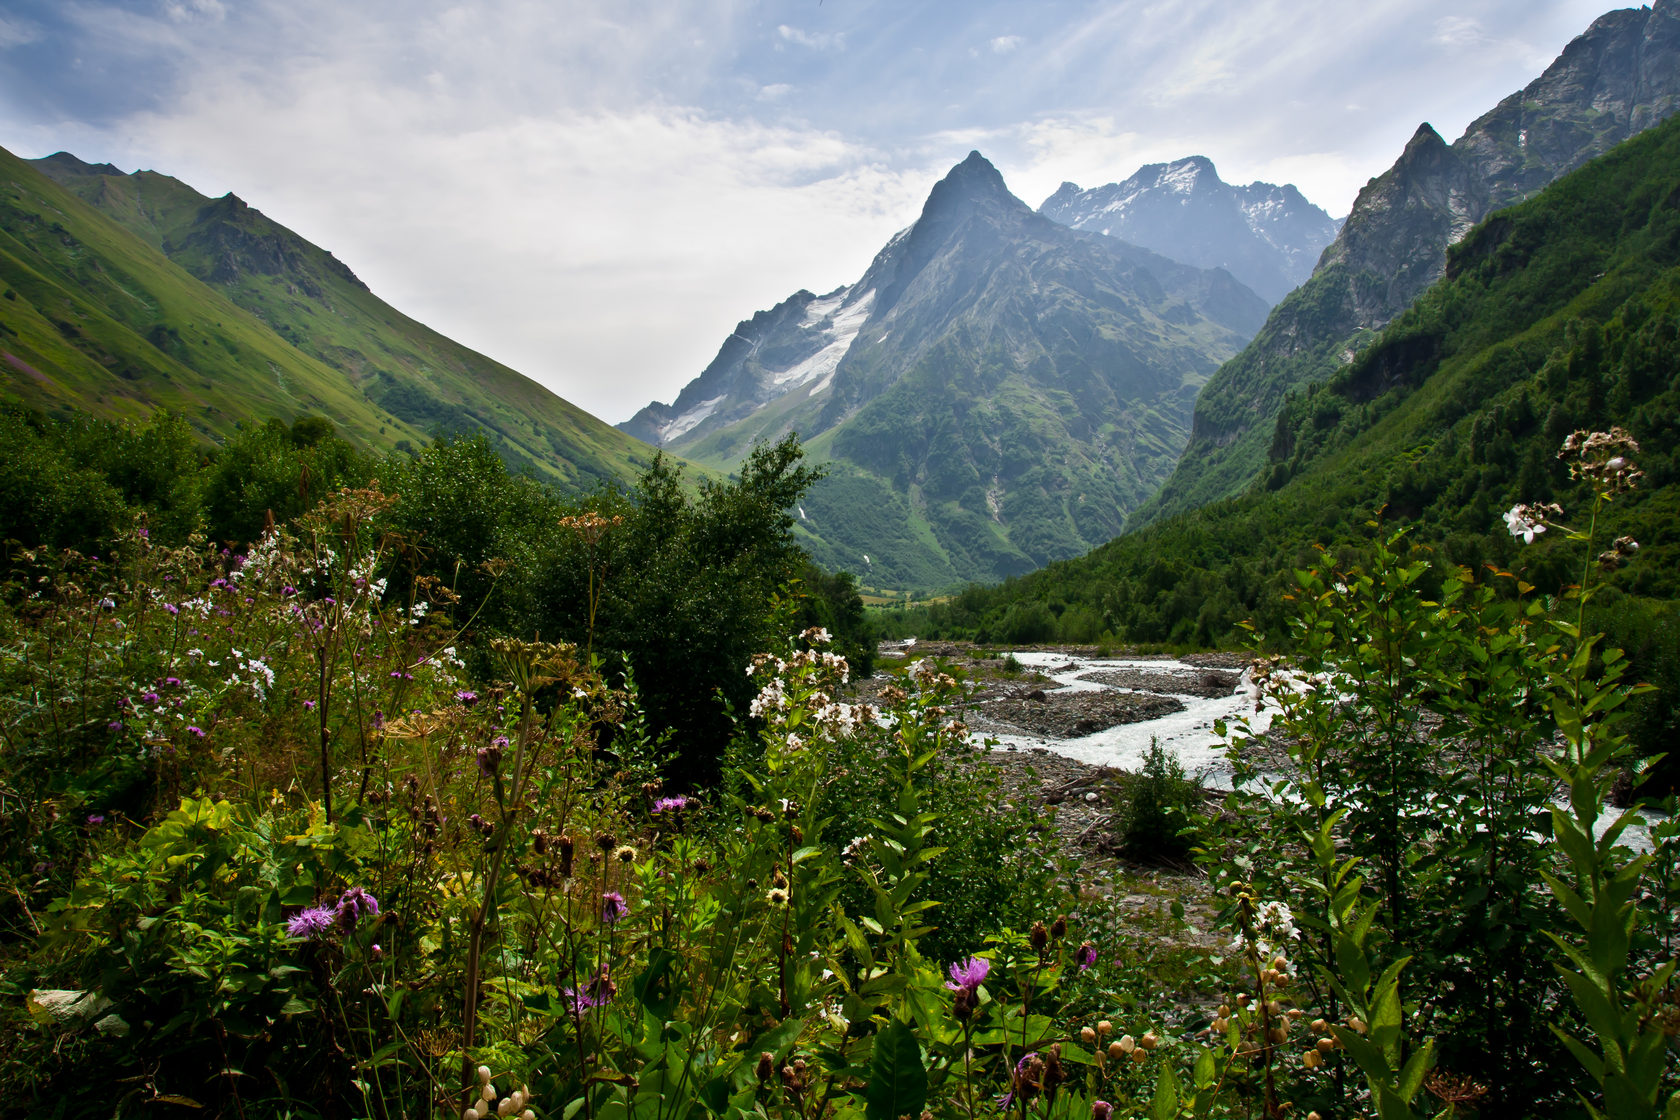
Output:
[769,288,875,395]
[660,395,725,443]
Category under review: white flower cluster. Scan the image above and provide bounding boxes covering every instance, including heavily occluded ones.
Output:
[234,530,286,584]
[227,648,276,700]
[299,545,338,580]
[347,551,387,601]
[1235,899,1301,959]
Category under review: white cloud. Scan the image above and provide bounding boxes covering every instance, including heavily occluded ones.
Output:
[0,15,44,48]
[777,24,844,51]
[0,0,1631,425]
[1433,16,1486,49]
[110,55,927,420]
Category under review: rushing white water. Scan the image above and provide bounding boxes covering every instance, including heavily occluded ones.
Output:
[964,650,1668,853]
[976,651,1275,787]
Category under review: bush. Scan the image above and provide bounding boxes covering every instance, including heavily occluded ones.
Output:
[1116,738,1201,861]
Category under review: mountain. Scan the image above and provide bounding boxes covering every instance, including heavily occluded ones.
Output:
[620,152,1269,591]
[1,147,654,488]
[1038,157,1340,304]
[907,107,1680,656]
[1131,0,1680,529]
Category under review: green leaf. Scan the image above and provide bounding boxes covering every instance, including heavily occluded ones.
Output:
[863,1020,927,1120]
[633,947,685,1020]
[1149,1061,1179,1120]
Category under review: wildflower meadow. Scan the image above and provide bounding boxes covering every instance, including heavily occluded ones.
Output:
[0,430,1674,1119]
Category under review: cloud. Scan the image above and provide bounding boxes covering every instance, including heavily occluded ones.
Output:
[100,48,929,420]
[0,0,1630,421]
[777,24,845,51]
[1433,15,1486,48]
[0,14,44,48]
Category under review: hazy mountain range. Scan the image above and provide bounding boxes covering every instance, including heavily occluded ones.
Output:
[5,1,1679,598]
[1038,157,1340,304]
[621,152,1267,588]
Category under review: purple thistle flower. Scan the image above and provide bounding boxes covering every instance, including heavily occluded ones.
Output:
[141,692,161,704]
[946,955,990,994]
[164,677,181,687]
[303,699,317,710]
[372,710,385,730]
[286,905,337,939]
[187,726,205,738]
[601,891,628,925]
[1076,941,1098,971]
[562,986,607,1016]
[164,603,179,615]
[107,721,124,732]
[335,886,379,927]
[651,796,693,814]
[455,690,479,708]
[86,814,105,826]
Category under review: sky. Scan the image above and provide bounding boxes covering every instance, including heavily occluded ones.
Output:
[0,0,1620,424]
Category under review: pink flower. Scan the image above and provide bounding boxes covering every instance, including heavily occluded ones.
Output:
[945,955,990,994]
[601,891,628,925]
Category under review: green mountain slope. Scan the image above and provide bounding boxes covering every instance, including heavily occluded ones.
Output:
[1,146,654,488]
[625,153,1267,591]
[908,108,1680,647]
[1130,0,1680,529]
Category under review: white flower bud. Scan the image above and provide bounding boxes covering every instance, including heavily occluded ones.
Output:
[478,1065,493,1084]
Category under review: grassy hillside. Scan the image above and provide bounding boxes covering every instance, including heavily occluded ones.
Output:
[2,147,655,488]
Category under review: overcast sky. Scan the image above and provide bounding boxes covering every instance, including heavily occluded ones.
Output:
[0,0,1619,423]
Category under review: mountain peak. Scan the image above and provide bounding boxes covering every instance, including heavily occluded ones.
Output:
[34,151,127,179]
[935,150,1010,199]
[1403,122,1447,156]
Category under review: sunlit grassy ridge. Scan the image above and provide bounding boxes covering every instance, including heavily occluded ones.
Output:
[1,146,657,489]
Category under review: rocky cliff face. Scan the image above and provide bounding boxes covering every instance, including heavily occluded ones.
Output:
[1132,0,1680,529]
[621,151,1268,589]
[1038,157,1339,304]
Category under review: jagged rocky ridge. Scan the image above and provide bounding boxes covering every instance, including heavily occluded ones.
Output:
[622,152,1268,590]
[1132,0,1680,529]
[1038,157,1340,305]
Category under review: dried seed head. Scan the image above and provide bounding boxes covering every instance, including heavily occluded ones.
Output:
[1303,1049,1321,1069]
[1080,1026,1097,1045]
[595,832,617,851]
[1029,921,1050,953]
[756,1052,775,1082]
[1097,1020,1112,1038]
[1140,1031,1158,1050]
[1051,915,1068,941]
[1106,1040,1124,1060]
